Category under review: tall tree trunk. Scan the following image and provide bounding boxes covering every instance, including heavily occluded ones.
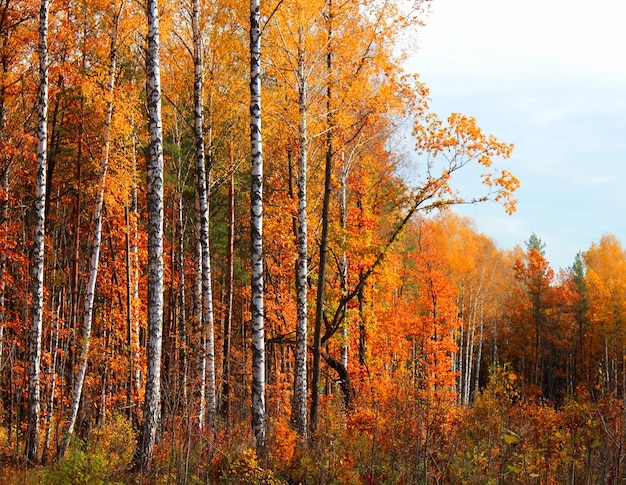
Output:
[474,311,484,397]
[175,191,188,407]
[191,0,216,428]
[294,37,308,440]
[125,204,134,417]
[0,42,8,375]
[221,167,235,426]
[124,119,141,421]
[68,131,81,411]
[358,285,366,367]
[0,159,7,374]
[339,154,348,371]
[134,0,165,470]
[249,0,266,456]
[59,3,122,457]
[311,3,333,433]
[194,188,206,425]
[456,285,465,404]
[26,0,50,463]
[41,297,60,464]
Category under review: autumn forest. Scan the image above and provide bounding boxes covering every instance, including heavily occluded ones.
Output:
[1,0,626,483]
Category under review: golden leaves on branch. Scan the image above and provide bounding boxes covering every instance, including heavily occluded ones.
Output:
[413,110,519,214]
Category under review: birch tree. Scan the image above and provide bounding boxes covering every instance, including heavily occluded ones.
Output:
[59,1,124,458]
[250,0,266,454]
[293,27,309,440]
[191,0,216,428]
[25,0,50,463]
[134,0,165,469]
[267,0,327,439]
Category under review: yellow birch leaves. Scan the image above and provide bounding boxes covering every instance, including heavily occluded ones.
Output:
[414,109,519,214]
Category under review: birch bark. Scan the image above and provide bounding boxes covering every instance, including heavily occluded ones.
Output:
[134,0,165,469]
[191,0,216,428]
[59,2,122,457]
[294,38,308,439]
[41,298,60,464]
[26,0,50,463]
[250,0,266,454]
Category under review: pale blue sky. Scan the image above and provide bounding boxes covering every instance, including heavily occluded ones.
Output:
[407,0,626,270]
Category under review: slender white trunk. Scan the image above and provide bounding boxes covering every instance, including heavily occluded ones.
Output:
[474,311,484,397]
[172,191,188,408]
[192,0,215,428]
[461,295,472,404]
[456,285,464,404]
[201,209,216,426]
[250,0,266,454]
[26,0,50,463]
[60,4,122,457]
[41,298,60,464]
[465,303,476,404]
[134,0,164,469]
[294,40,308,439]
[194,197,206,425]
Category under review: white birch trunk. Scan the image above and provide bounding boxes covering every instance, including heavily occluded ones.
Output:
[175,193,188,404]
[192,0,216,428]
[464,302,477,404]
[456,285,465,404]
[41,298,60,464]
[194,197,206,426]
[250,0,266,454]
[123,117,141,411]
[474,311,485,397]
[201,191,216,428]
[294,40,308,439]
[26,0,50,463]
[59,4,121,457]
[134,0,165,469]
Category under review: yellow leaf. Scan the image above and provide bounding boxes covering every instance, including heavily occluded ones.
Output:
[503,432,520,445]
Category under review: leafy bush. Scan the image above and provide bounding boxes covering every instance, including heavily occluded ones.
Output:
[220,447,285,484]
[41,441,110,485]
[41,413,134,485]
